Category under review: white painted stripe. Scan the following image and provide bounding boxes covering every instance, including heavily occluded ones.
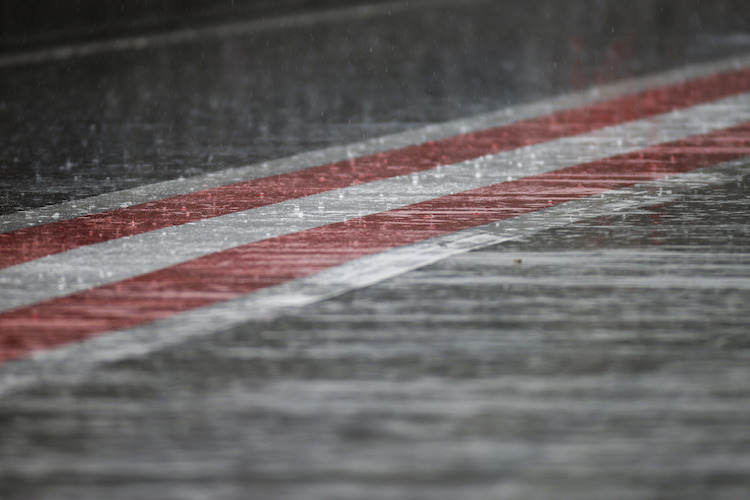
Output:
[3,51,750,234]
[2,92,749,313]
[0,157,745,397]
[0,0,485,69]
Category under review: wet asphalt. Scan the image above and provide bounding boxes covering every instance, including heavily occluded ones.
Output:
[2,1,750,499]
[3,0,749,214]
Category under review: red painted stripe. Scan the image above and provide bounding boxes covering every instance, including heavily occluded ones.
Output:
[2,67,750,270]
[1,122,749,362]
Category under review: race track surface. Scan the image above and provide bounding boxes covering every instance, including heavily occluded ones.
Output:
[2,1,750,498]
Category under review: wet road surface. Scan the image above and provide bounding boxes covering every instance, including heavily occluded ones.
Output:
[2,1,750,498]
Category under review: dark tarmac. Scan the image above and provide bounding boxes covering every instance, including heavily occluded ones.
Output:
[2,1,750,499]
[3,0,749,214]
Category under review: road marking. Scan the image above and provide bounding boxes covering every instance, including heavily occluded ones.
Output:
[3,66,750,271]
[1,122,749,362]
[3,52,749,234]
[0,158,746,396]
[0,0,479,68]
[1,93,749,313]
[0,94,750,311]
[1,56,750,367]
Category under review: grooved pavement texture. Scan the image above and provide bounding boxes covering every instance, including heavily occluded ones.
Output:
[1,170,748,499]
